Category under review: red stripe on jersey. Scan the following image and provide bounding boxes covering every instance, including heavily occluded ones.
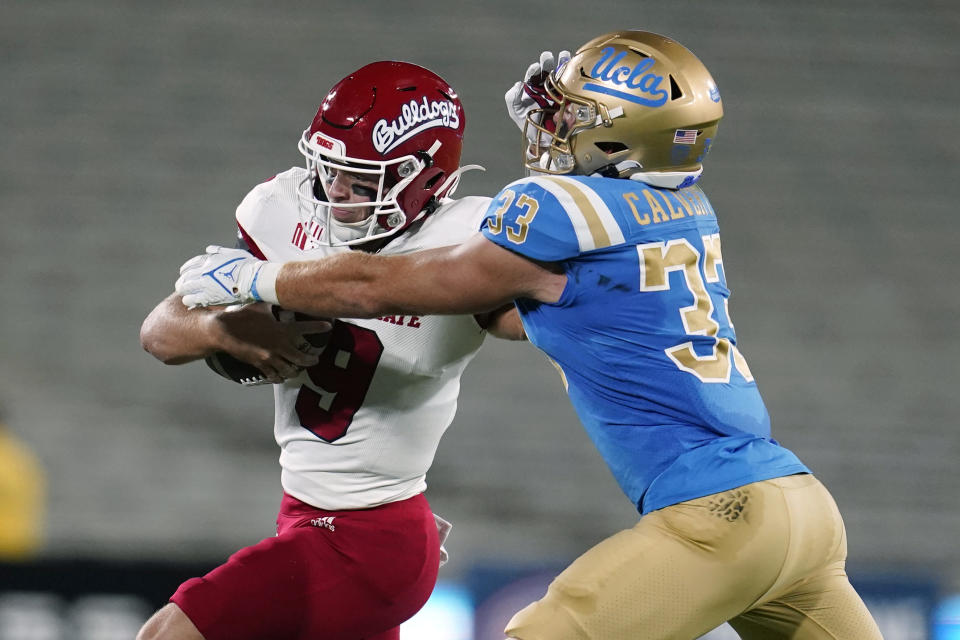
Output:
[237,223,267,260]
[292,223,307,250]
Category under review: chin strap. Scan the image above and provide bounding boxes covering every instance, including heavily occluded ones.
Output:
[627,167,703,189]
[592,159,703,189]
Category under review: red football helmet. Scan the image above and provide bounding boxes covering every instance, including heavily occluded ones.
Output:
[297,61,469,245]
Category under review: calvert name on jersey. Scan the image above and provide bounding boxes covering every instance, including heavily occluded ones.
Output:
[481,174,809,515]
[237,167,491,510]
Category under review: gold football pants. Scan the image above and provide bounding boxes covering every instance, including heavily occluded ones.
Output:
[505,474,882,640]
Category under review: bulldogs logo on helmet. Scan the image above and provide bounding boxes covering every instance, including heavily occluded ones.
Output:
[297,61,471,245]
[523,31,723,189]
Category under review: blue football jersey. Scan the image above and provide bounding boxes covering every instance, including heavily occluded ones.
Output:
[481,175,809,514]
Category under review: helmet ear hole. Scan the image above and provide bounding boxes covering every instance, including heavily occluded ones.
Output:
[424,172,444,188]
[595,141,628,155]
[669,75,683,100]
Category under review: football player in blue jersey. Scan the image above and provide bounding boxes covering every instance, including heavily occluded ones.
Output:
[173,31,882,640]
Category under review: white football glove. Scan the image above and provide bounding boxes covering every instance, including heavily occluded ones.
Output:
[504,49,571,146]
[175,245,279,308]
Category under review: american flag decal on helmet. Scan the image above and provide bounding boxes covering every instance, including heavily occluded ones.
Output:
[674,129,699,144]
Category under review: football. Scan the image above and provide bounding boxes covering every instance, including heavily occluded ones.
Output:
[204,305,331,386]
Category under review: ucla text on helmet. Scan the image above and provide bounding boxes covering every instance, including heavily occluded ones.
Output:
[583,48,669,107]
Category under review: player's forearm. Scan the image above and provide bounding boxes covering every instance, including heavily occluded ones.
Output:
[274,249,513,318]
[140,293,224,364]
[275,253,391,318]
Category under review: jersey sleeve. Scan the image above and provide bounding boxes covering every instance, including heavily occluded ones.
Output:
[234,183,271,259]
[233,171,299,261]
[480,177,581,261]
[235,178,273,231]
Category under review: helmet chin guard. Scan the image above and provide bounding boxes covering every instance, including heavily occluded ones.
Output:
[296,61,469,246]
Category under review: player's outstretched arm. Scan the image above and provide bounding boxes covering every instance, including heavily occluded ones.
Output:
[273,234,566,319]
[173,236,565,318]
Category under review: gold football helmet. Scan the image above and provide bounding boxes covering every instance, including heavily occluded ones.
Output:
[524,30,723,188]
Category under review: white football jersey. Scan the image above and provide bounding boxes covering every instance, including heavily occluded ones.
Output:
[235,167,491,509]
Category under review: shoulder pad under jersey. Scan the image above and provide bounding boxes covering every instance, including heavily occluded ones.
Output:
[481,176,626,261]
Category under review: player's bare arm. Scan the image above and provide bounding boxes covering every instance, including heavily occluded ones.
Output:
[477,304,527,341]
[276,234,563,318]
[140,293,226,365]
[175,235,566,320]
[140,293,325,381]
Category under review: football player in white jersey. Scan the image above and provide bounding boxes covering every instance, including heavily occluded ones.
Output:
[137,61,522,640]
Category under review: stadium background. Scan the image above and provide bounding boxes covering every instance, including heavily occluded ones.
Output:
[1,1,958,637]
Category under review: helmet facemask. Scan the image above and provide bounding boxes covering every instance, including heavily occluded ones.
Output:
[297,130,433,246]
[523,77,624,175]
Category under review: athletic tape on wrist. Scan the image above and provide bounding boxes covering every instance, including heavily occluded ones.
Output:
[251,262,282,304]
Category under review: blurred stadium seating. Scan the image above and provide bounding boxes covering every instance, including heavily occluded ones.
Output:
[1,0,957,636]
